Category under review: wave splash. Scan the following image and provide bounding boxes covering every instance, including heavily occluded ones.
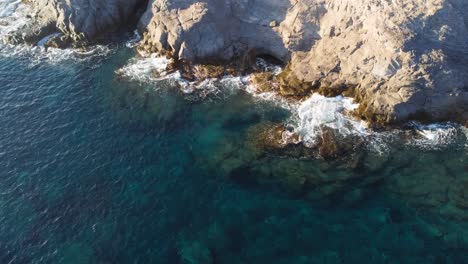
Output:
[116,55,372,147]
[1,0,463,154]
[293,94,367,147]
[0,0,30,37]
[409,122,466,150]
[117,54,173,82]
[116,55,252,100]
[117,55,468,152]
[0,0,111,65]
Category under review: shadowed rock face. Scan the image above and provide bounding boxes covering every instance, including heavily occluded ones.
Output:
[6,0,148,46]
[139,0,468,125]
[138,0,297,62]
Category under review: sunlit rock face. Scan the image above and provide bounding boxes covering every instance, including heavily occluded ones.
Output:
[139,0,468,125]
[138,0,293,62]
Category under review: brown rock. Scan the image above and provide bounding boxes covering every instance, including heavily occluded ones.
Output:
[250,72,276,93]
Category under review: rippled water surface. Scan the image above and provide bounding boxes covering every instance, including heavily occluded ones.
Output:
[0,41,468,264]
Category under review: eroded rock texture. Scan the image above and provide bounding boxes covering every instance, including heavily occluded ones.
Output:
[6,0,467,124]
[139,0,468,124]
[6,0,147,46]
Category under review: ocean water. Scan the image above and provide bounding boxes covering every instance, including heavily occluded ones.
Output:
[1,3,468,264]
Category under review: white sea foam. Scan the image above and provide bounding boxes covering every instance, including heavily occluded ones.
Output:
[292,94,368,146]
[116,55,370,146]
[116,55,253,99]
[0,0,31,38]
[255,57,283,75]
[0,0,111,65]
[36,33,62,47]
[116,54,466,151]
[117,54,172,82]
[462,126,468,149]
[178,76,251,100]
[409,122,465,149]
[0,43,112,66]
[126,30,142,48]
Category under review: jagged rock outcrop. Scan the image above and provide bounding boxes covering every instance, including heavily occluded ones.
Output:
[5,0,148,46]
[6,0,467,124]
[138,0,468,125]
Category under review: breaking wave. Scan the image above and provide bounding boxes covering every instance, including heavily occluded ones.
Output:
[117,54,173,82]
[0,0,30,37]
[116,55,251,100]
[409,122,467,150]
[125,30,142,48]
[293,94,368,147]
[115,54,468,152]
[0,0,111,65]
[0,44,112,66]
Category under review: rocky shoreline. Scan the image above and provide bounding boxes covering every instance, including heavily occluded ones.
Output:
[3,0,468,126]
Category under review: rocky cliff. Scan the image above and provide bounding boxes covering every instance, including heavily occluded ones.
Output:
[5,0,147,47]
[7,0,468,125]
[138,0,468,125]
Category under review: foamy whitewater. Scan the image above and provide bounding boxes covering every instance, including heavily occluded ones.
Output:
[0,0,30,36]
[116,55,251,99]
[116,56,372,146]
[294,94,368,146]
[1,0,464,152]
[0,0,111,65]
[408,122,466,150]
[117,54,173,82]
[116,55,468,152]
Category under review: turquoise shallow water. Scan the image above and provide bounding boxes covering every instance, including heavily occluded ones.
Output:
[0,47,467,263]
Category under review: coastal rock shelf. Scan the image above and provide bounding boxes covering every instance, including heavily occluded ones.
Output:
[4,0,468,126]
[138,0,468,125]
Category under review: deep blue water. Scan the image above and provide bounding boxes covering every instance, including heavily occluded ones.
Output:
[0,47,467,263]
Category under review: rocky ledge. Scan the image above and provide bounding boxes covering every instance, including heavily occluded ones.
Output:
[7,0,468,126]
[4,0,149,48]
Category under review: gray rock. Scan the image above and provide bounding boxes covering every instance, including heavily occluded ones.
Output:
[139,0,468,124]
[138,0,294,61]
[9,0,148,45]
[7,0,468,124]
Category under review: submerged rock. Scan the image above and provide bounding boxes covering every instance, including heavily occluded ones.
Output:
[178,241,214,264]
[315,127,364,161]
[383,149,468,221]
[246,122,301,152]
[240,122,384,198]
